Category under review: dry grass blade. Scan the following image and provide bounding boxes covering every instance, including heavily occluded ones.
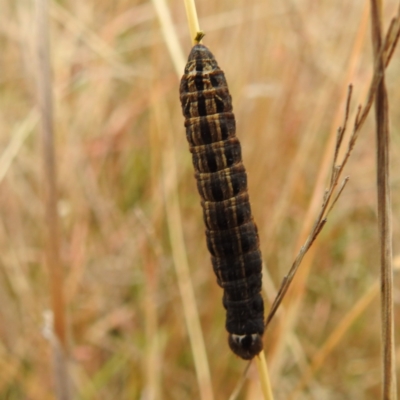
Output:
[229,352,275,400]
[35,0,67,349]
[370,1,397,398]
[229,353,275,400]
[183,0,202,44]
[151,0,185,75]
[35,0,70,398]
[254,351,275,400]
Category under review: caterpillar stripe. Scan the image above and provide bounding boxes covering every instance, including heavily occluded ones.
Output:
[179,44,264,360]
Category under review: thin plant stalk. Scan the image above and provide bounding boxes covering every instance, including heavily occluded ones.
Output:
[254,351,275,400]
[35,0,70,398]
[183,0,202,44]
[370,0,397,398]
[35,0,66,352]
[151,0,186,75]
[35,0,67,348]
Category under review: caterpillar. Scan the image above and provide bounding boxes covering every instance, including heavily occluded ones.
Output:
[179,44,264,360]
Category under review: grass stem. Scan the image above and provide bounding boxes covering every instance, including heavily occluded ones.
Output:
[370,1,397,398]
[35,0,67,350]
[255,351,275,400]
[35,0,70,398]
[183,0,202,44]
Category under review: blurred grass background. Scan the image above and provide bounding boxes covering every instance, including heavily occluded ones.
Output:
[1,0,400,399]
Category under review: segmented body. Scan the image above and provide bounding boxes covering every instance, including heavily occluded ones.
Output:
[179,44,264,360]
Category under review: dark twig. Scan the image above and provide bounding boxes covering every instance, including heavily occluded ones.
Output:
[327,177,350,215]
[331,86,352,185]
[383,16,400,68]
[370,1,397,399]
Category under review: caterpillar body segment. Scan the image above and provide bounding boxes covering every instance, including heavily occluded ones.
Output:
[179,44,264,360]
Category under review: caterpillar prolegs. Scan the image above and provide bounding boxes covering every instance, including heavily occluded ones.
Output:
[179,44,264,360]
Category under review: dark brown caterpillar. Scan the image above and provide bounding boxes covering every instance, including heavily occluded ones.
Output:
[179,44,264,360]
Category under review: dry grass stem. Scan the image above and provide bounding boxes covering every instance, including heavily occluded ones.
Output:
[35,0,67,350]
[182,0,202,44]
[35,1,70,398]
[254,351,275,400]
[370,1,397,398]
[152,0,186,75]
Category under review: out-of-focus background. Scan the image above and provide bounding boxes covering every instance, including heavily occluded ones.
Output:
[1,0,400,399]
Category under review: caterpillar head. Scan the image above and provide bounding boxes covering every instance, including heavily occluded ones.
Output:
[228,333,263,360]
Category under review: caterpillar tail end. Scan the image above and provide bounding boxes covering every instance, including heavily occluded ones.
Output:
[228,333,264,360]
